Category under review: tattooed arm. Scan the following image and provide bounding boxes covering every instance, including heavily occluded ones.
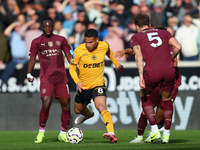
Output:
[133,45,145,89]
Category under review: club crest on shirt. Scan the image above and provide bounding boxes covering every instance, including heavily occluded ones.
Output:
[56,41,61,46]
[92,55,97,60]
[42,88,46,94]
[48,41,53,47]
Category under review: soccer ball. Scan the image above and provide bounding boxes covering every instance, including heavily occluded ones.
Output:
[67,127,83,144]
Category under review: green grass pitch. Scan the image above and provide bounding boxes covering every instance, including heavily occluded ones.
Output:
[0,130,200,150]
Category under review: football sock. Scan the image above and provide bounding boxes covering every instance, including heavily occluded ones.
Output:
[163,129,170,136]
[138,113,147,136]
[61,109,71,132]
[163,99,173,130]
[60,130,66,135]
[151,125,159,133]
[141,96,157,125]
[101,110,114,133]
[82,107,91,117]
[39,107,50,129]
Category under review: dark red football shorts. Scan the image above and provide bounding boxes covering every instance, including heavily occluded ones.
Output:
[40,82,71,99]
[144,67,175,92]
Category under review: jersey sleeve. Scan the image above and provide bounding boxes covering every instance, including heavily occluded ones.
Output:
[29,39,38,57]
[130,35,139,48]
[106,46,120,67]
[69,48,81,84]
[62,38,71,54]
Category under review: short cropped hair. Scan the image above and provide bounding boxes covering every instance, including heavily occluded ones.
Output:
[85,29,98,38]
[133,13,149,28]
[42,17,54,24]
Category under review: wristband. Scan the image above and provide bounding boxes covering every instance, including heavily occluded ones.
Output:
[27,73,34,79]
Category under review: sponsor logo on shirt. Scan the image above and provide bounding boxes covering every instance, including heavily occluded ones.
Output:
[83,61,104,68]
[41,49,62,57]
[41,43,45,46]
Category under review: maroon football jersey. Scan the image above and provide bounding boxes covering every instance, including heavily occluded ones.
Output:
[130,28,174,71]
[29,34,71,84]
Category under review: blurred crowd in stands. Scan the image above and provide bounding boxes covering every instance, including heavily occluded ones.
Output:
[0,0,200,86]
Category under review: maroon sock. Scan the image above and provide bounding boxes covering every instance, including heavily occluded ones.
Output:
[138,113,147,136]
[163,99,173,130]
[61,109,71,132]
[141,96,156,125]
[39,107,50,129]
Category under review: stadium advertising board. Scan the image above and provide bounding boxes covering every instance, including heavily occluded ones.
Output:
[0,63,199,130]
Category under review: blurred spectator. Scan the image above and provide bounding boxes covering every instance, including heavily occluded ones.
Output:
[167,16,179,35]
[84,0,106,30]
[62,0,84,22]
[68,22,85,49]
[47,7,64,22]
[114,4,127,28]
[18,17,42,59]
[107,0,118,17]
[125,4,140,27]
[175,14,200,61]
[0,27,11,67]
[140,5,162,28]
[62,7,76,37]
[87,22,97,30]
[0,21,27,87]
[124,18,137,49]
[53,20,68,39]
[17,18,42,85]
[134,0,152,8]
[164,0,198,25]
[98,10,110,40]
[0,0,21,30]
[76,10,90,27]
[151,0,167,27]
[104,15,126,62]
[26,0,48,24]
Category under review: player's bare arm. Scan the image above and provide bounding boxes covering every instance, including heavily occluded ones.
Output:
[133,45,145,89]
[169,37,181,59]
[65,52,72,63]
[113,48,135,59]
[27,56,36,82]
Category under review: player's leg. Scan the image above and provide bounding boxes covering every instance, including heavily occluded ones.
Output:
[74,102,94,124]
[162,90,173,144]
[55,83,71,142]
[35,95,53,143]
[130,112,147,143]
[35,82,54,143]
[58,98,71,142]
[140,89,161,143]
[74,89,94,124]
[94,96,118,143]
[155,107,164,129]
[161,67,176,144]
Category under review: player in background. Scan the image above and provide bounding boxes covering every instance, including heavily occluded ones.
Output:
[27,17,72,143]
[114,48,181,143]
[69,29,123,143]
[129,13,181,144]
